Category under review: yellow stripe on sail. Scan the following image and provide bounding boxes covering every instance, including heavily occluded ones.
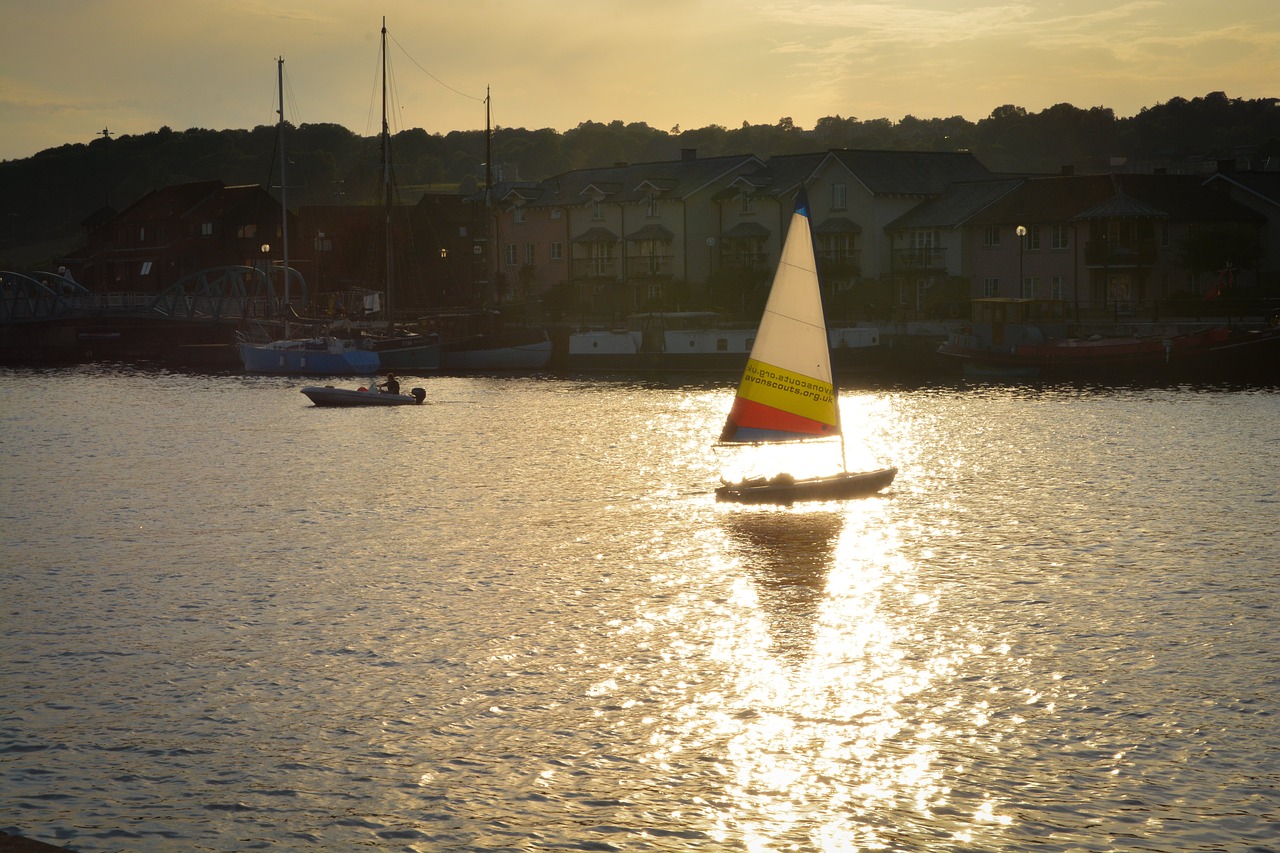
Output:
[736,358,837,426]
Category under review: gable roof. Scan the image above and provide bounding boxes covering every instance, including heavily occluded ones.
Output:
[1203,171,1280,208]
[1071,192,1169,220]
[113,180,225,224]
[531,154,765,208]
[625,223,675,241]
[886,179,1022,230]
[826,149,993,196]
[971,173,1264,226]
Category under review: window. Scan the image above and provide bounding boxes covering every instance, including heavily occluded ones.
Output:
[513,207,526,224]
[139,226,147,242]
[1021,276,1037,298]
[913,229,939,248]
[140,261,153,275]
[1050,275,1066,299]
[591,201,604,220]
[741,193,755,215]
[524,243,535,265]
[1026,225,1041,250]
[550,241,563,261]
[832,183,847,210]
[915,278,933,310]
[238,224,257,239]
[550,208,562,220]
[1051,225,1068,250]
[984,277,999,297]
[646,195,659,217]
[200,222,213,237]
[504,244,517,266]
[983,226,1000,247]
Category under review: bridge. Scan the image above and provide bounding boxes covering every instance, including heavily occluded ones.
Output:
[0,265,307,324]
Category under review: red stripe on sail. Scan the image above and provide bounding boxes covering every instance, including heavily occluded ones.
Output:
[725,397,835,438]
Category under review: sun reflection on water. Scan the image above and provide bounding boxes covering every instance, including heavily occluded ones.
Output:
[637,489,1012,851]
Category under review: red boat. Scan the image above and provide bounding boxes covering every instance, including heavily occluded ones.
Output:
[937,298,1280,379]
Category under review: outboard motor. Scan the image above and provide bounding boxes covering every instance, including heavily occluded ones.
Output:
[411,387,427,405]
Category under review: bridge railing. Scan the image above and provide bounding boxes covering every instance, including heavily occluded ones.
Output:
[2,266,310,324]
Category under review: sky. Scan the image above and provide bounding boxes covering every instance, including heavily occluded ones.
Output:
[2,0,1278,162]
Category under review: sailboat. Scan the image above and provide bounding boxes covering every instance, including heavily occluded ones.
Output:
[239,57,380,376]
[436,87,551,372]
[363,18,442,372]
[715,191,896,505]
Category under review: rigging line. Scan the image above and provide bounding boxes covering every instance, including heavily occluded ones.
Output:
[386,29,484,103]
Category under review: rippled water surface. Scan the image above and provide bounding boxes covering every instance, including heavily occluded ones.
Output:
[2,366,1278,851]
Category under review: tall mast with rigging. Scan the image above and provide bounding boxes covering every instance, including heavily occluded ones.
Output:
[276,56,290,316]
[380,18,393,322]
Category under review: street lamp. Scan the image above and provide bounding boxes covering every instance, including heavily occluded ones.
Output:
[1015,226,1027,298]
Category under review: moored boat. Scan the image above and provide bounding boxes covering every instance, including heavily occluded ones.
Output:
[935,297,1278,379]
[240,336,379,375]
[440,327,552,371]
[567,312,881,373]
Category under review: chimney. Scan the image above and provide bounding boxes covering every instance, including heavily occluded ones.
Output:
[682,148,697,162]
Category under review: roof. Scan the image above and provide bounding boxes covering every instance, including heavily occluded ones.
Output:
[572,226,619,243]
[113,180,224,223]
[1204,171,1280,207]
[886,179,1022,230]
[1071,192,1169,220]
[826,149,993,196]
[971,173,1264,227]
[749,153,828,199]
[813,216,862,234]
[531,154,766,208]
[625,223,674,241]
[722,221,771,239]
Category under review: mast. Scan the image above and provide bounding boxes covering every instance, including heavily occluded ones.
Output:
[484,86,492,197]
[381,18,393,322]
[484,86,493,306]
[276,57,290,317]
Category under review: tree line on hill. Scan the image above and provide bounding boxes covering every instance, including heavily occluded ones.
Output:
[1,91,1277,269]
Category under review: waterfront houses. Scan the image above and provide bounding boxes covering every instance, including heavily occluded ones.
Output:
[490,148,996,320]
[65,180,290,294]
[960,173,1265,317]
[492,150,767,315]
[59,152,1278,326]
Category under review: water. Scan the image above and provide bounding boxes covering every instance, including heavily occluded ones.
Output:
[2,366,1278,852]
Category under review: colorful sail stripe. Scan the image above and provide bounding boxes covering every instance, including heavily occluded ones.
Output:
[738,358,836,424]
[719,358,838,443]
[721,396,837,443]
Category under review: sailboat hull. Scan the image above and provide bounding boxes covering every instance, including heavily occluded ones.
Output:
[716,467,896,505]
[239,341,379,375]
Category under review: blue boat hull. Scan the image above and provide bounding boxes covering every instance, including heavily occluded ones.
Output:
[239,342,379,375]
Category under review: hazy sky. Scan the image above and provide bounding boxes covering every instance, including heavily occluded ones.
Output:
[2,0,1277,162]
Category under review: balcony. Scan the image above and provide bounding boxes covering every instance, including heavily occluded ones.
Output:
[1085,239,1157,267]
[626,254,673,277]
[893,247,947,270]
[720,251,771,273]
[817,249,862,279]
[572,258,618,280]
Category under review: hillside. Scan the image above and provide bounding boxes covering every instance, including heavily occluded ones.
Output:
[1,91,1277,270]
